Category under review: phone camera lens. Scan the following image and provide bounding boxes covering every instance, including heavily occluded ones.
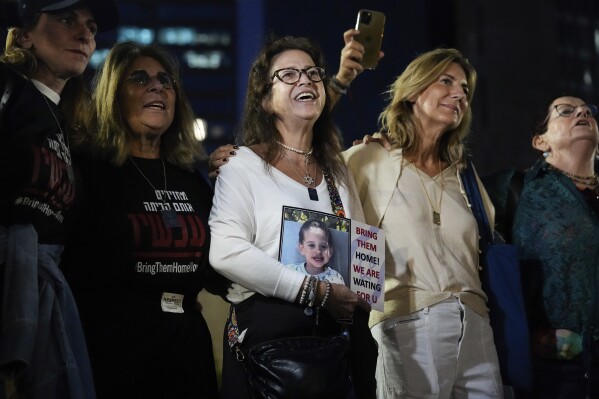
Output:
[361,11,372,24]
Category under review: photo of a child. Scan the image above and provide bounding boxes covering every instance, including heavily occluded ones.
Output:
[285,219,345,285]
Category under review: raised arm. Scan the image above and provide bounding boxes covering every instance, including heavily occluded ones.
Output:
[328,29,384,108]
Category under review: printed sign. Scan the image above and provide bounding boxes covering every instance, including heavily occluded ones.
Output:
[279,206,384,311]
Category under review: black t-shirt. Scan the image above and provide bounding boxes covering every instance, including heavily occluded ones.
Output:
[64,155,214,303]
[0,64,74,244]
[62,155,220,397]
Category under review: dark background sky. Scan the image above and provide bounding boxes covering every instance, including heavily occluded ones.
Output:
[4,0,598,175]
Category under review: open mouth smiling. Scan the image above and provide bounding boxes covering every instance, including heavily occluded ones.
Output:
[295,91,317,101]
[144,101,166,110]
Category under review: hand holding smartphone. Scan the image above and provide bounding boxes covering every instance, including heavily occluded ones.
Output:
[354,9,385,70]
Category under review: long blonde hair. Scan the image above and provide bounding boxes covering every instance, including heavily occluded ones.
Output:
[1,25,90,132]
[78,42,205,170]
[379,48,477,165]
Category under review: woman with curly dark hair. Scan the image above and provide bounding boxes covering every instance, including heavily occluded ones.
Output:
[209,36,377,398]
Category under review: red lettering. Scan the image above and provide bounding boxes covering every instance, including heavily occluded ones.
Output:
[356,291,370,301]
[128,212,207,251]
[355,226,378,240]
[352,264,365,273]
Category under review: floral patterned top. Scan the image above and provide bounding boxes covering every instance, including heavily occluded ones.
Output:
[512,159,599,358]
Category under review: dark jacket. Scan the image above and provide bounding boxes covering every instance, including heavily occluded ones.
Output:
[0,225,95,399]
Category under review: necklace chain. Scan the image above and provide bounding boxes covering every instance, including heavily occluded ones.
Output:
[39,90,72,164]
[283,151,315,187]
[129,157,181,228]
[408,159,445,226]
[548,164,598,187]
[129,157,167,193]
[36,84,76,183]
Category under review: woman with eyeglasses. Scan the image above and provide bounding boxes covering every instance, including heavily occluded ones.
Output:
[61,41,225,398]
[208,35,377,398]
[0,0,117,397]
[498,95,599,398]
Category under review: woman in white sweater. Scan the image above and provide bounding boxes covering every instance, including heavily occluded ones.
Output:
[208,35,377,399]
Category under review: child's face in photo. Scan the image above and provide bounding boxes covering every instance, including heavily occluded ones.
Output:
[299,227,333,273]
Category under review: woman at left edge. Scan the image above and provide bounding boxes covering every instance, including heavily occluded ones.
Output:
[0,0,118,398]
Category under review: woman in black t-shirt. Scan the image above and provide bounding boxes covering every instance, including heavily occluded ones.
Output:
[62,41,224,399]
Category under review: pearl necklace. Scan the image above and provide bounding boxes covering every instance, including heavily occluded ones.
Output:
[276,140,313,166]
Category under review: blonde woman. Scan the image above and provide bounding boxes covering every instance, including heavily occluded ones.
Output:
[344,48,502,398]
[62,42,222,398]
[0,1,117,397]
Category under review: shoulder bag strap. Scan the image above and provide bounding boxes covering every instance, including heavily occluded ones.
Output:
[461,160,493,249]
[323,170,346,217]
[503,170,525,243]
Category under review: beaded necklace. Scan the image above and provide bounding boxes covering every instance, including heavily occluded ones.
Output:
[547,163,599,187]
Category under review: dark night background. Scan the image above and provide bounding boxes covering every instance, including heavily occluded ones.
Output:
[4,0,599,175]
[3,0,597,374]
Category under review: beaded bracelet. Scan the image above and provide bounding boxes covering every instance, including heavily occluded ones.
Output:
[298,277,311,306]
[315,280,332,325]
[319,279,332,309]
[329,76,349,95]
[304,276,318,316]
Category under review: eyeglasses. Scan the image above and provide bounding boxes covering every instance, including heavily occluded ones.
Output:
[553,103,598,117]
[126,70,176,89]
[271,67,326,85]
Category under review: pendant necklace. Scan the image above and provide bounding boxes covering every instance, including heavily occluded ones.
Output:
[38,90,75,184]
[277,141,319,200]
[282,151,319,201]
[413,160,445,226]
[129,157,181,228]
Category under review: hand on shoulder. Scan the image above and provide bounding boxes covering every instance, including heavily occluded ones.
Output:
[208,144,238,178]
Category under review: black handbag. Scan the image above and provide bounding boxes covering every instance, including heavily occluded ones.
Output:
[243,334,351,399]
[228,172,354,398]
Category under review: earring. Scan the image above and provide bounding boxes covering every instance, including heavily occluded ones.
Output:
[543,151,550,158]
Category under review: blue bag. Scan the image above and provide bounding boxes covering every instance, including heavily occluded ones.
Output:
[461,161,532,391]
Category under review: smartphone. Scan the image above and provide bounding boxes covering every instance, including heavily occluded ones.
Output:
[354,9,385,70]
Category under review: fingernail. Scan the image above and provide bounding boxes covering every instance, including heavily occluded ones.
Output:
[229,151,236,155]
[223,158,228,163]
[233,145,239,149]
[216,169,220,174]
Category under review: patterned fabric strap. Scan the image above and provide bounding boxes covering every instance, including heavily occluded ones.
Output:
[226,305,241,350]
[323,171,346,217]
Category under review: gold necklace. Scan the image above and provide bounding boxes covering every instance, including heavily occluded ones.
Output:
[412,160,445,226]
